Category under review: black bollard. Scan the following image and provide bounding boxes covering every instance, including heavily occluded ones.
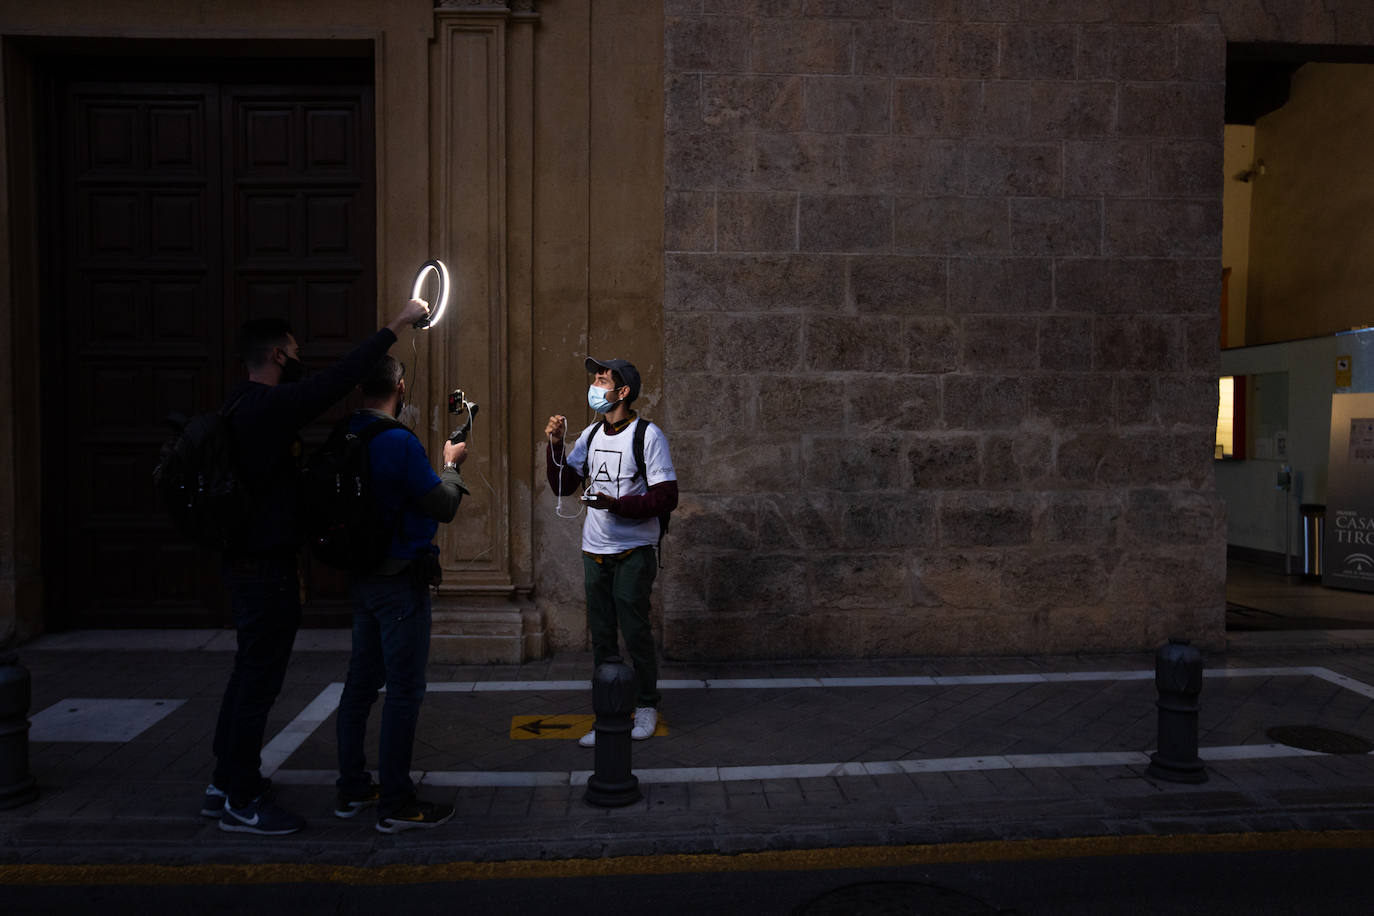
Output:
[1145,638,1208,784]
[0,653,39,809]
[584,656,642,807]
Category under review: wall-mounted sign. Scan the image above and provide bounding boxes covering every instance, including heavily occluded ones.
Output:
[1336,354,1353,388]
[1324,395,1374,591]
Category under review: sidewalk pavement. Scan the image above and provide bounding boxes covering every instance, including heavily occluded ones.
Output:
[2,629,1374,867]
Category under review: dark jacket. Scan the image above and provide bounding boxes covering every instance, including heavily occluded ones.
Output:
[226,328,398,555]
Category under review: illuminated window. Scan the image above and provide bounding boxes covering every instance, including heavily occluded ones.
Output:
[1215,375,1246,459]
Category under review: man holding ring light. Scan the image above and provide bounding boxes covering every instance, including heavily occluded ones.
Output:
[545,357,678,746]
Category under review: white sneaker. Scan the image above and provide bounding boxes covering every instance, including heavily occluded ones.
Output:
[578,728,596,748]
[631,706,657,740]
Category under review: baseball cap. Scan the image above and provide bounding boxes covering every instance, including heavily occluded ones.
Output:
[585,356,641,402]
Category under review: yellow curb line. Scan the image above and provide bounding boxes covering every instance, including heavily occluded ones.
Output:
[2,830,1373,886]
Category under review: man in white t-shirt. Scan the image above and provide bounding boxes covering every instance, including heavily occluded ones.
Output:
[545,357,678,746]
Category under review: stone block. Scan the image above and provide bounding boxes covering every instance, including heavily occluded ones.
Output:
[705,553,810,611]
[842,137,962,195]
[1106,549,1225,611]
[752,19,854,74]
[813,553,912,609]
[805,314,907,370]
[1117,83,1223,139]
[851,256,947,314]
[940,22,1001,77]
[758,374,834,430]
[666,130,754,190]
[703,2,802,15]
[1176,22,1225,82]
[1184,314,1220,371]
[1058,429,1212,488]
[1155,373,1220,428]
[667,16,752,73]
[702,75,804,132]
[1077,25,1178,81]
[668,1,705,15]
[944,374,1029,430]
[849,375,942,430]
[1213,0,1338,43]
[895,196,1008,255]
[981,81,1116,139]
[803,77,892,133]
[709,438,806,492]
[1123,488,1224,546]
[717,190,798,251]
[666,189,716,252]
[855,20,939,76]
[1002,549,1109,607]
[1047,492,1121,545]
[841,493,938,548]
[666,73,704,132]
[1016,0,1110,22]
[966,141,1063,196]
[1064,140,1149,198]
[673,496,760,551]
[659,551,709,613]
[1055,257,1218,315]
[893,79,983,136]
[960,317,1040,371]
[1038,316,1093,372]
[1114,373,1155,427]
[806,434,906,490]
[1000,24,1077,80]
[663,312,712,370]
[1029,374,1113,428]
[667,371,754,431]
[665,252,845,311]
[905,316,962,371]
[667,610,862,660]
[712,312,803,371]
[758,494,844,549]
[950,257,1053,316]
[939,492,1035,547]
[751,131,846,192]
[804,0,893,17]
[981,432,1053,488]
[799,194,893,252]
[1009,198,1102,256]
[1093,316,1184,371]
[913,550,1002,609]
[1149,140,1223,196]
[907,434,982,488]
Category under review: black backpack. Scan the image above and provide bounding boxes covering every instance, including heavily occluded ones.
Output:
[153,394,251,552]
[301,414,410,571]
[580,417,672,556]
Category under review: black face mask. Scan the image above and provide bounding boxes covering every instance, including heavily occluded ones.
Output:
[279,355,304,384]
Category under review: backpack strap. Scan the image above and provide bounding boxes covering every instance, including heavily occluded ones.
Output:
[577,420,601,480]
[631,417,647,482]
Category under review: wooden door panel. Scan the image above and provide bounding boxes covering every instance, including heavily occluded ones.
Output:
[50,70,373,628]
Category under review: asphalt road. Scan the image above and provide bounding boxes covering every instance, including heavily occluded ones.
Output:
[5,832,1372,915]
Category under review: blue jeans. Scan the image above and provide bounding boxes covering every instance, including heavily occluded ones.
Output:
[213,553,302,807]
[335,571,432,815]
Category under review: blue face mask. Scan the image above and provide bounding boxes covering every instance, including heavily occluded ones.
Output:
[587,384,618,414]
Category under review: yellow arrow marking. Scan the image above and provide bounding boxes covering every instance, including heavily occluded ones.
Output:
[508,714,669,739]
[509,714,594,739]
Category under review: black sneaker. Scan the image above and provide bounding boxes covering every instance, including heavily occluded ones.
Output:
[334,783,381,819]
[201,778,272,818]
[219,796,306,836]
[375,799,454,835]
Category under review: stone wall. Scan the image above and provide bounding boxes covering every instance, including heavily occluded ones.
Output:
[658,0,1266,658]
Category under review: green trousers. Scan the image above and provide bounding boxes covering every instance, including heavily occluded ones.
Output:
[583,545,660,708]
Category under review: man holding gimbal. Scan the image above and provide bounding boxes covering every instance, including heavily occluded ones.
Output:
[332,355,468,833]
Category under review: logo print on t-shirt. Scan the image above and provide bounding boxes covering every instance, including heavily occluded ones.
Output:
[589,449,622,497]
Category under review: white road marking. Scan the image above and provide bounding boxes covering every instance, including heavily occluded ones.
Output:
[259,667,1374,782]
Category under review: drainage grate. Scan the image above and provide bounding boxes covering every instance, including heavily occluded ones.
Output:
[1266,725,1374,755]
[796,881,1004,916]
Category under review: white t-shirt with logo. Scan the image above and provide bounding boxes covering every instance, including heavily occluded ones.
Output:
[566,419,676,555]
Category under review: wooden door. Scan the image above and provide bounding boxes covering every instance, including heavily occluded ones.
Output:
[45,61,374,628]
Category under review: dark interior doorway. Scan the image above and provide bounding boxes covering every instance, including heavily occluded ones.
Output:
[37,52,375,629]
